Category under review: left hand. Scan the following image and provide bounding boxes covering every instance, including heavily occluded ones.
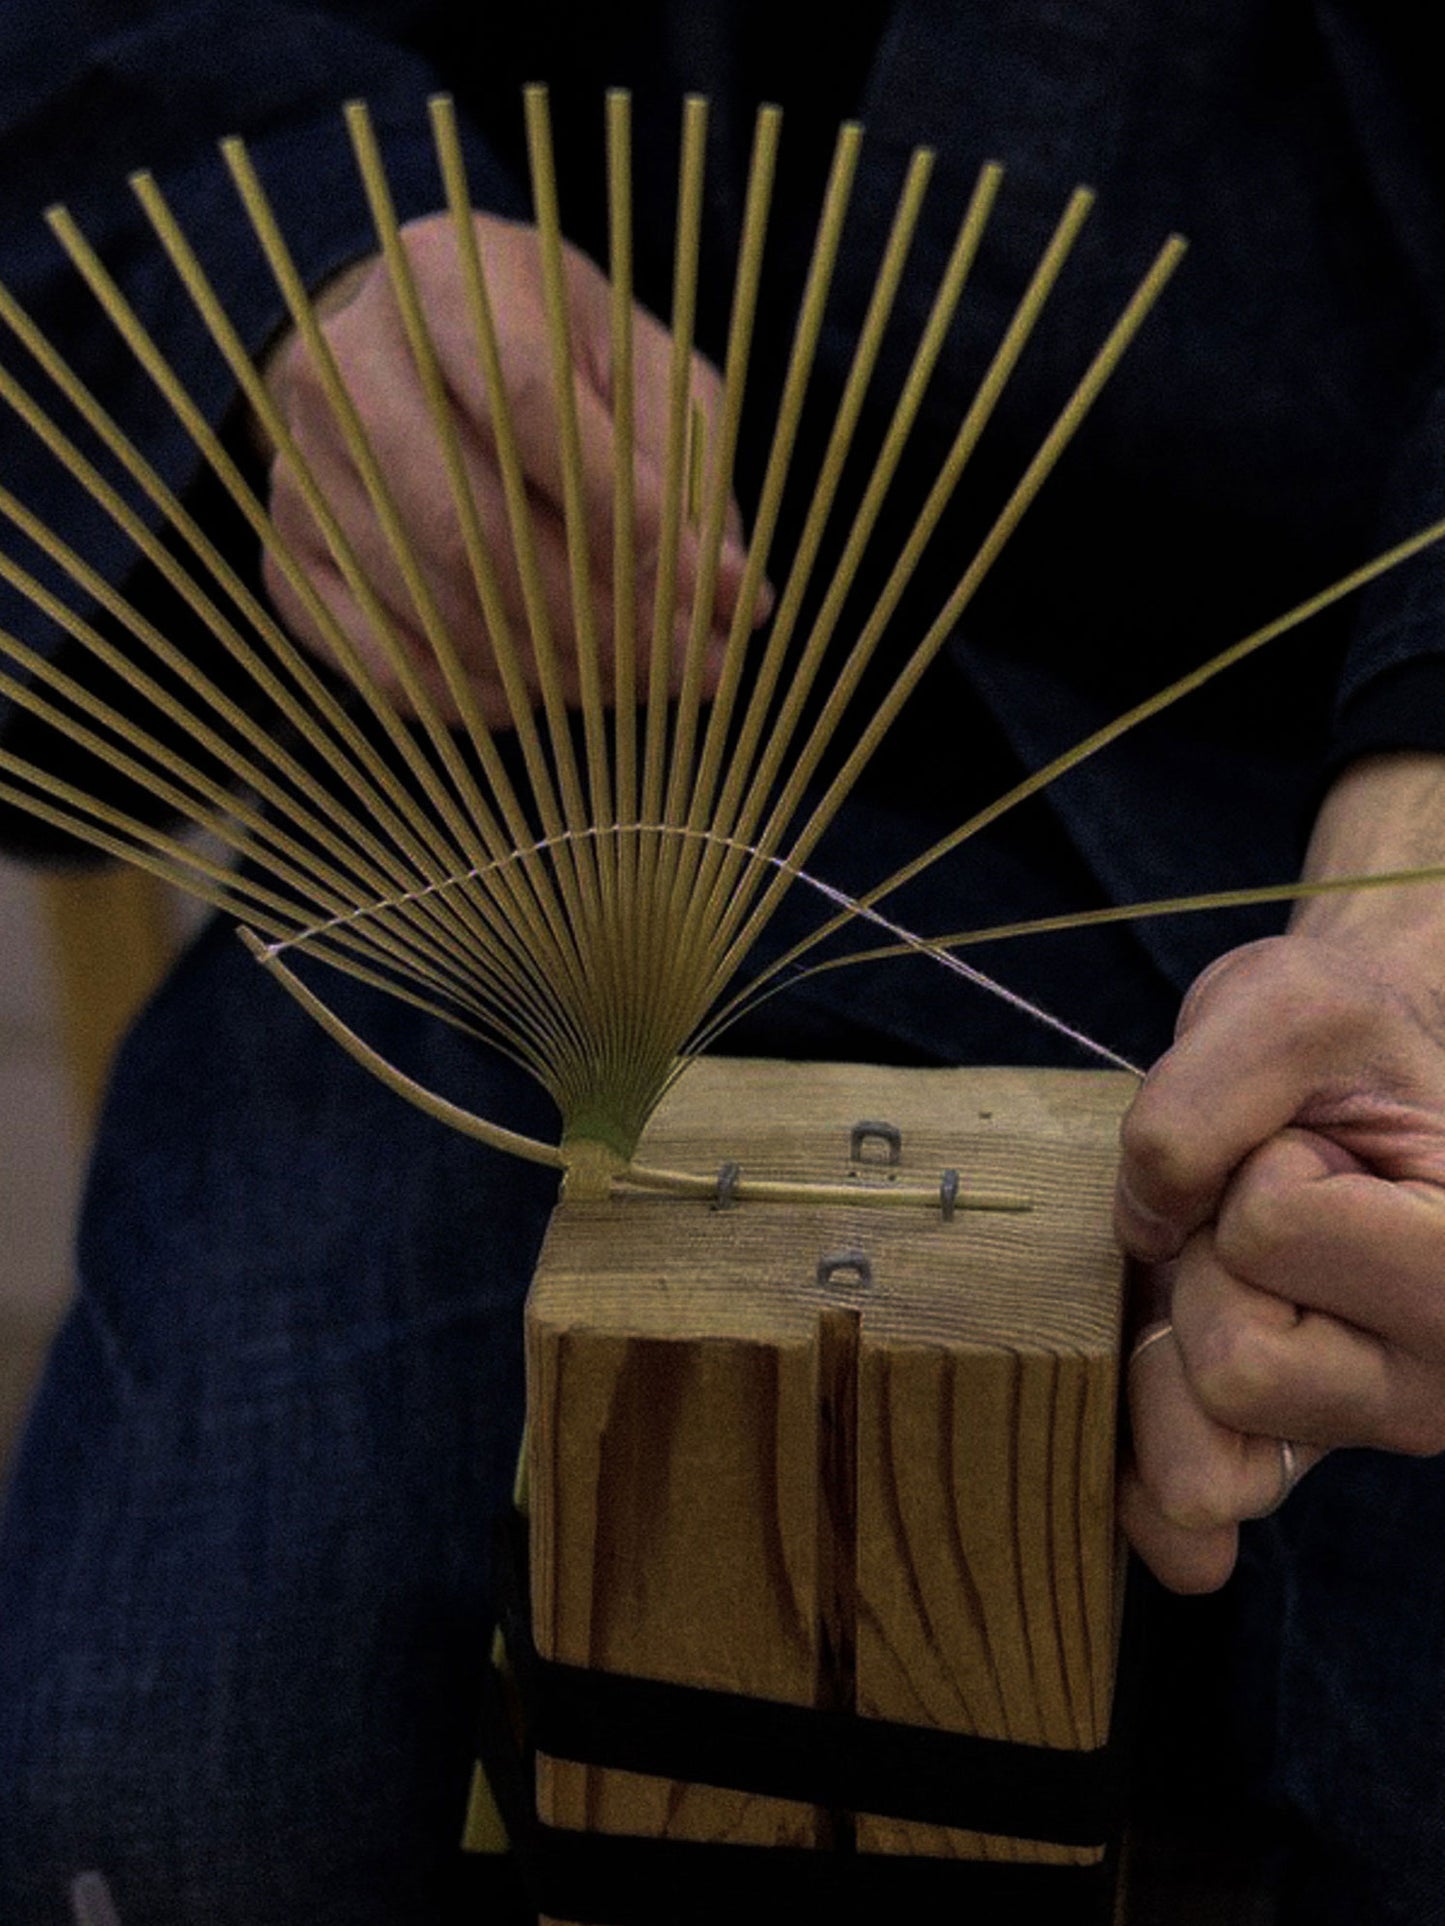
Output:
[1115,753,1445,1592]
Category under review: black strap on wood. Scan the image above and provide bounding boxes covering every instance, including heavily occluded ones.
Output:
[476,1511,1133,1924]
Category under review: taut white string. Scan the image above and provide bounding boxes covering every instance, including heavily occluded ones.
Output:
[257,821,1144,1077]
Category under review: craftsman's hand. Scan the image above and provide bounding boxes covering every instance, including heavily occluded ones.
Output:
[1116,753,1445,1592]
[260,211,763,724]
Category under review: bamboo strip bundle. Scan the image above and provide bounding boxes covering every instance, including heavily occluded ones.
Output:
[1,86,1442,1201]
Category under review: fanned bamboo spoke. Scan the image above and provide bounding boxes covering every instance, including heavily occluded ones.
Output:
[213,142,608,997]
[641,96,709,829]
[522,88,616,857]
[693,859,1445,1062]
[607,91,640,841]
[0,284,466,901]
[698,228,1187,1018]
[131,156,604,1043]
[0,647,500,1012]
[658,103,781,834]
[642,101,786,1068]
[17,211,570,1014]
[0,501,520,988]
[717,496,1445,1022]
[343,101,585,981]
[665,150,997,1036]
[0,715,574,1077]
[0,424,571,1027]
[658,120,864,990]
[7,87,1445,1184]
[428,97,590,896]
[33,213,480,887]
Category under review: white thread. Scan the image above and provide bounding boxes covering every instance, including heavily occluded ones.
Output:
[259,822,1143,1076]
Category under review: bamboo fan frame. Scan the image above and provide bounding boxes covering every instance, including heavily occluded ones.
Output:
[3,86,1445,1203]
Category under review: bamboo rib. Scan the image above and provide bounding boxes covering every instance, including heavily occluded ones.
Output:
[127,165,598,1043]
[611,95,713,1137]
[8,90,1445,1177]
[0,499,527,1004]
[14,193,608,1070]
[659,103,781,835]
[20,212,564,1017]
[698,186,1108,999]
[37,210,474,877]
[604,90,650,1081]
[12,782,538,1068]
[428,97,589,899]
[640,96,709,830]
[522,85,642,1101]
[340,122,608,1071]
[607,91,640,854]
[522,88,615,859]
[662,143,958,1042]
[702,229,1187,1014]
[0,477,562,1035]
[214,141,595,958]
[0,646,507,1024]
[707,147,951,839]
[675,161,1034,1012]
[672,121,863,921]
[685,400,706,526]
[643,103,785,1062]
[0,687,568,1076]
[0,281,475,912]
[721,497,1445,1017]
[342,100,586,984]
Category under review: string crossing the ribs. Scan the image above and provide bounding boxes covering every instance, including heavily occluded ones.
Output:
[0,87,1442,1185]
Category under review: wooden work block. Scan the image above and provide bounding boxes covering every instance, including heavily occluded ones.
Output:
[525,1058,1131,1910]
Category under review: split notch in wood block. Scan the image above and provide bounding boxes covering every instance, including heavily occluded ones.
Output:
[525,1057,1131,1913]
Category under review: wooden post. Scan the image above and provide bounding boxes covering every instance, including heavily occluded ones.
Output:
[525,1058,1131,1914]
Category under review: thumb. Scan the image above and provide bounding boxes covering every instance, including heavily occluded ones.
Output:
[1115,941,1331,1261]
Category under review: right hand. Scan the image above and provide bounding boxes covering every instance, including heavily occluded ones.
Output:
[260,210,764,725]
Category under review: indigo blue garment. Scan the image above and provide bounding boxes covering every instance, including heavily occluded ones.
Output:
[0,918,559,1925]
[3,4,1445,1922]
[0,810,1182,1926]
[1236,1458,1445,1926]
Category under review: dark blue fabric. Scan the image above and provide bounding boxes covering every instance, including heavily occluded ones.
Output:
[0,822,1181,1925]
[1235,1455,1445,1926]
[3,5,1445,1921]
[0,922,557,1923]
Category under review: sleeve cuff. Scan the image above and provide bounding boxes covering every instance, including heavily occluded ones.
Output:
[1326,655,1445,779]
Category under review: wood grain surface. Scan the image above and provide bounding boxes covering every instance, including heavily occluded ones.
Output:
[526,1058,1131,1912]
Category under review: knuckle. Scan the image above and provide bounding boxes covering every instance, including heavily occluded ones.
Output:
[506,354,554,435]
[1215,1173,1299,1281]
[1184,1318,1275,1426]
[1150,1460,1232,1531]
[1175,938,1277,1030]
[398,210,452,270]
[259,548,289,610]
[266,477,316,554]
[282,338,328,409]
[1119,1099,1198,1205]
